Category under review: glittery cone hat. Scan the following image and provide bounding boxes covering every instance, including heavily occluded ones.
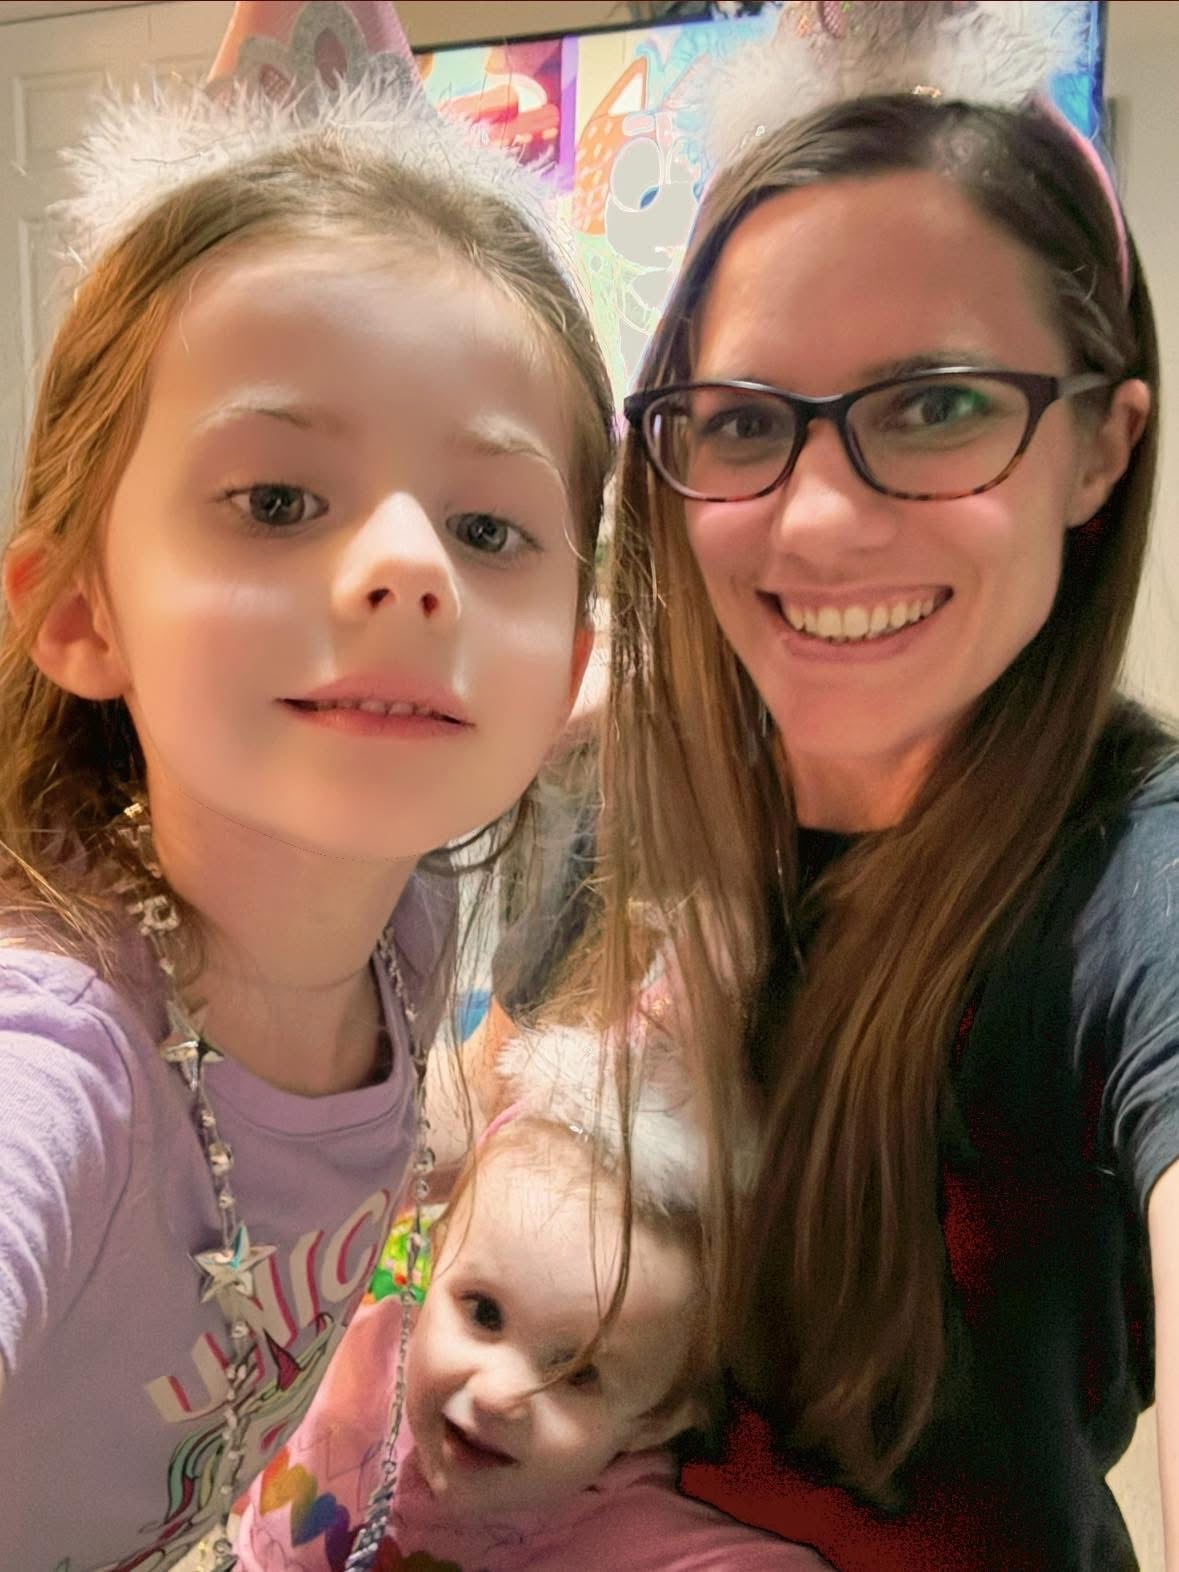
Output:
[58,0,561,277]
[207,0,415,99]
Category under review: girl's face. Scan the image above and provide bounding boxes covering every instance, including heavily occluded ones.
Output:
[406,1134,697,1516]
[683,171,1139,825]
[92,238,590,860]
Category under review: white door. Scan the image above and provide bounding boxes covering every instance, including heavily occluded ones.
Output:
[0,0,231,491]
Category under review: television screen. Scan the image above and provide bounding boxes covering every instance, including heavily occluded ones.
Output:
[416,2,1108,403]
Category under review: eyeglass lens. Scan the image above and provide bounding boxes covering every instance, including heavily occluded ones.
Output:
[648,375,1032,500]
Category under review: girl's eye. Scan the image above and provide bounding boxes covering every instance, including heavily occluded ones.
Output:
[565,1362,601,1393]
[462,1293,504,1333]
[227,484,328,529]
[447,512,531,556]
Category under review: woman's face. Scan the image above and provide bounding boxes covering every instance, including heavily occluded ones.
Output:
[684,170,1130,826]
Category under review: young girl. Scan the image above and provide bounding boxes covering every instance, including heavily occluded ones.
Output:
[0,3,613,1567]
[236,1025,829,1570]
[558,3,1178,1568]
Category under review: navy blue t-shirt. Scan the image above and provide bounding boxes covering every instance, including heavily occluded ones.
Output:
[685,744,1179,1570]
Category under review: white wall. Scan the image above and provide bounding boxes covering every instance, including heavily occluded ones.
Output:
[1108,1,1179,721]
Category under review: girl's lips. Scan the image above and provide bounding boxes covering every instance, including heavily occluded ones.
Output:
[441,1416,517,1470]
[280,701,469,739]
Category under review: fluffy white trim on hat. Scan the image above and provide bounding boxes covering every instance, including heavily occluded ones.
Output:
[56,59,569,278]
[497,1023,711,1215]
[702,0,1091,174]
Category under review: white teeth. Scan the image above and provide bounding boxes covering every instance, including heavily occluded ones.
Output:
[843,605,869,639]
[781,594,945,644]
[311,698,434,716]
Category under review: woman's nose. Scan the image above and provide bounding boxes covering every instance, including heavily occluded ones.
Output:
[332,492,460,626]
[770,421,899,561]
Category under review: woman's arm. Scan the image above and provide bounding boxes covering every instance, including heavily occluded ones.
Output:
[1149,1158,1179,1569]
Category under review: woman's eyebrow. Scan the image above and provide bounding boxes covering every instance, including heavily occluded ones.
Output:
[856,350,1004,381]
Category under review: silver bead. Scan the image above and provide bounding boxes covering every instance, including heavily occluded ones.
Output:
[208,1141,233,1176]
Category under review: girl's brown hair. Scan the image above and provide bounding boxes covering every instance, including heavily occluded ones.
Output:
[590,96,1168,1499]
[0,133,615,970]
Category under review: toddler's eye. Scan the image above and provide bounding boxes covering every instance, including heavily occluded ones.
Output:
[448,512,530,556]
[463,1293,503,1333]
[227,484,328,528]
[565,1362,601,1393]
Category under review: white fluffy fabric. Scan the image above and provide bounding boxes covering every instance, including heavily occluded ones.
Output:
[702,0,1091,173]
[497,1024,711,1215]
[56,60,569,277]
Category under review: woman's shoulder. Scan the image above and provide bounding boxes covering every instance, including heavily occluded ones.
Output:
[1070,729,1179,940]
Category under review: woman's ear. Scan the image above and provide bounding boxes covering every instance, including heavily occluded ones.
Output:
[4,548,129,700]
[1067,377,1151,528]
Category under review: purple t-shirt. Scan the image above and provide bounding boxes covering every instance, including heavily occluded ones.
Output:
[0,875,447,1572]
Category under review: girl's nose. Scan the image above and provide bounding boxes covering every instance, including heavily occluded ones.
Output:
[332,492,460,626]
[467,1360,532,1422]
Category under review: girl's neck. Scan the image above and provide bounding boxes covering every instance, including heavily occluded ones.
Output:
[146,782,418,1095]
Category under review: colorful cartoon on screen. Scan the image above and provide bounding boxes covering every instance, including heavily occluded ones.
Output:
[416,1,1106,403]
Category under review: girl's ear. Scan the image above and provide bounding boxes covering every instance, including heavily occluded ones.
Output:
[568,619,595,708]
[5,552,130,701]
[1066,378,1151,528]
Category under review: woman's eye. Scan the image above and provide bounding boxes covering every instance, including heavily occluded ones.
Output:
[701,404,780,443]
[894,385,990,429]
[463,1293,504,1333]
[227,483,328,529]
[448,512,527,556]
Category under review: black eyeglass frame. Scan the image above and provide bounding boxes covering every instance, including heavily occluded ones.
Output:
[622,367,1114,503]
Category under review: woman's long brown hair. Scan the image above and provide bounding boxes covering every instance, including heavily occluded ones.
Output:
[587,96,1169,1499]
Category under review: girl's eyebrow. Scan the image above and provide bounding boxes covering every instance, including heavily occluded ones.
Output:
[193,396,350,436]
[455,415,559,469]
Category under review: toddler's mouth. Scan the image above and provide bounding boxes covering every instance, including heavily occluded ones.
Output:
[442,1416,517,1469]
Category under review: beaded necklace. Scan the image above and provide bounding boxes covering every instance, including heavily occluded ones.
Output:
[116,799,432,1570]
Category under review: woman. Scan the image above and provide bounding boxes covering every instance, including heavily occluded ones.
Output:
[586,39,1177,1572]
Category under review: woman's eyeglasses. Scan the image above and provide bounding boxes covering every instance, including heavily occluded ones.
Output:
[623,368,1112,504]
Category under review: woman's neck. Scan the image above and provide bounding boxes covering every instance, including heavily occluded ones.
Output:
[785,736,938,832]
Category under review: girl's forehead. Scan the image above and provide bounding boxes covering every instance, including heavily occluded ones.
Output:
[143,238,572,481]
[459,1142,695,1320]
[694,170,1065,389]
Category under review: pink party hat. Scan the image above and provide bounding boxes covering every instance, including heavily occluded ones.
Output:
[208,0,416,99]
[58,0,568,281]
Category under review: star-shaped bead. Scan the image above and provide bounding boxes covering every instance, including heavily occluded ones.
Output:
[193,1223,276,1303]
